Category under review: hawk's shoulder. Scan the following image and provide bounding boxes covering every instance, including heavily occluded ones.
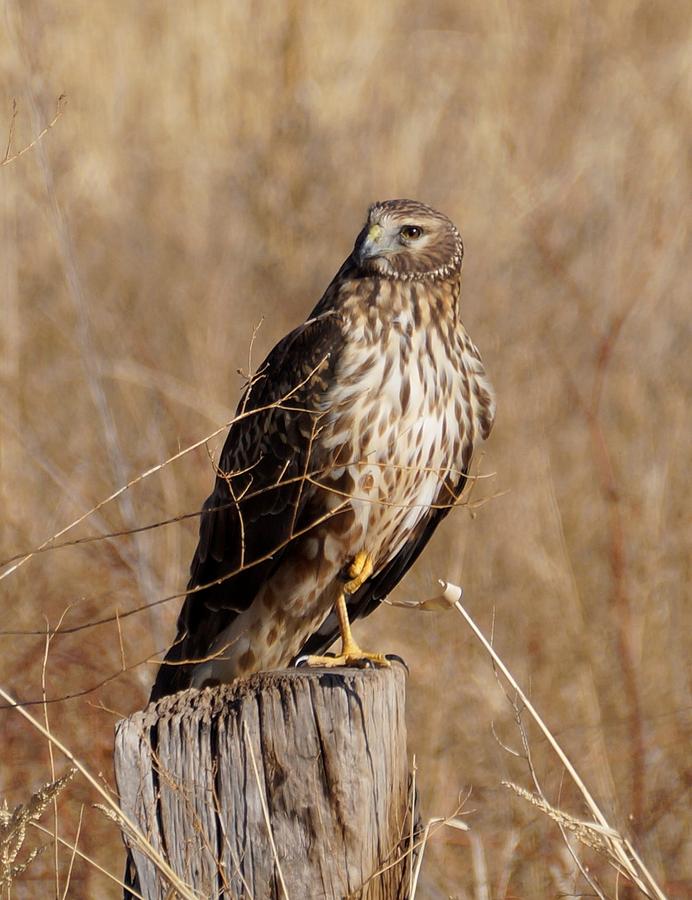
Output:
[239,309,345,416]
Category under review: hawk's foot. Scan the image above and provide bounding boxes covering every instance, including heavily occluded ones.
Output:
[306,611,389,668]
[304,557,388,669]
[304,646,391,670]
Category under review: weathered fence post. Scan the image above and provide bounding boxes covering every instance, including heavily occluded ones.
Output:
[115,664,413,899]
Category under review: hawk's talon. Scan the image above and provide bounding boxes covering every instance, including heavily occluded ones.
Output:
[385,653,409,672]
[344,550,374,595]
[295,651,338,668]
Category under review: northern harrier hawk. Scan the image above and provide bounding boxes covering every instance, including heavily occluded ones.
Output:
[150,199,495,700]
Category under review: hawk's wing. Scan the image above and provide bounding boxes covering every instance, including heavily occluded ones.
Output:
[150,310,344,700]
[294,473,466,659]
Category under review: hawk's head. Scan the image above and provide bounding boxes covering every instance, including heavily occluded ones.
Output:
[353,199,463,282]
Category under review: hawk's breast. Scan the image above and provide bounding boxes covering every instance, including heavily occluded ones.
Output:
[315,284,490,569]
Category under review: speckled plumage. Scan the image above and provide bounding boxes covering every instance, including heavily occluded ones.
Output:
[150,200,495,701]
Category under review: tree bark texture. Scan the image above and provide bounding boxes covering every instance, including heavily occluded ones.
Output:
[115,664,413,899]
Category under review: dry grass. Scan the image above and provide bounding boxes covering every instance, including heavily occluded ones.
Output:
[0,0,690,896]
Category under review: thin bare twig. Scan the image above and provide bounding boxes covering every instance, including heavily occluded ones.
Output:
[2,99,17,161]
[0,361,329,584]
[41,614,67,899]
[30,820,146,900]
[0,457,493,572]
[0,685,199,900]
[243,722,289,899]
[0,494,351,649]
[1,95,66,167]
[499,678,607,898]
[60,804,83,900]
[442,580,666,900]
[408,755,417,898]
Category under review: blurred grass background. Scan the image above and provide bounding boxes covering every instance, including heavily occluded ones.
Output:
[0,0,689,896]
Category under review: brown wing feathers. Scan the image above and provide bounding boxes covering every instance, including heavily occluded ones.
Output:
[149,312,344,700]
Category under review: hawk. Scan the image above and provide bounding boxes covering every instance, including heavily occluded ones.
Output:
[150,199,495,701]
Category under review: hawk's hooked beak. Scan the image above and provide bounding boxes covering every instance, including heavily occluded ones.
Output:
[367,223,384,243]
[356,222,386,265]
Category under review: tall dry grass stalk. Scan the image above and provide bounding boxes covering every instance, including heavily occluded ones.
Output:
[1,1,689,896]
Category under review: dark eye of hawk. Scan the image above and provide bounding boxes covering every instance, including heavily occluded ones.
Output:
[399,224,423,241]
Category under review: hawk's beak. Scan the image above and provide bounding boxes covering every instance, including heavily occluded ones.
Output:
[367,223,384,243]
[356,223,385,264]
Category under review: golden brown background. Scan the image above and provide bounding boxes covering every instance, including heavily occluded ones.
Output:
[1,1,689,897]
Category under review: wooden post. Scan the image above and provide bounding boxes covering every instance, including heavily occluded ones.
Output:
[115,664,413,899]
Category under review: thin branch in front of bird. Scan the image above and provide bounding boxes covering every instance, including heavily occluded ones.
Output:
[342,456,497,486]
[0,357,331,584]
[294,451,500,514]
[456,448,488,510]
[149,631,244,673]
[289,415,322,538]
[209,446,262,490]
[275,457,293,490]
[0,504,212,569]
[304,473,467,514]
[233,479,248,570]
[2,492,360,707]
[2,645,169,710]
[1,630,239,710]
[0,451,495,573]
[203,451,257,573]
[0,496,353,647]
[221,471,251,572]
[237,317,265,390]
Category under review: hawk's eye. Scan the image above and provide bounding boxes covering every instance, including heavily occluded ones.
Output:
[400,225,423,241]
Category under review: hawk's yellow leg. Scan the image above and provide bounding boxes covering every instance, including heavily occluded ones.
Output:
[306,551,390,669]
